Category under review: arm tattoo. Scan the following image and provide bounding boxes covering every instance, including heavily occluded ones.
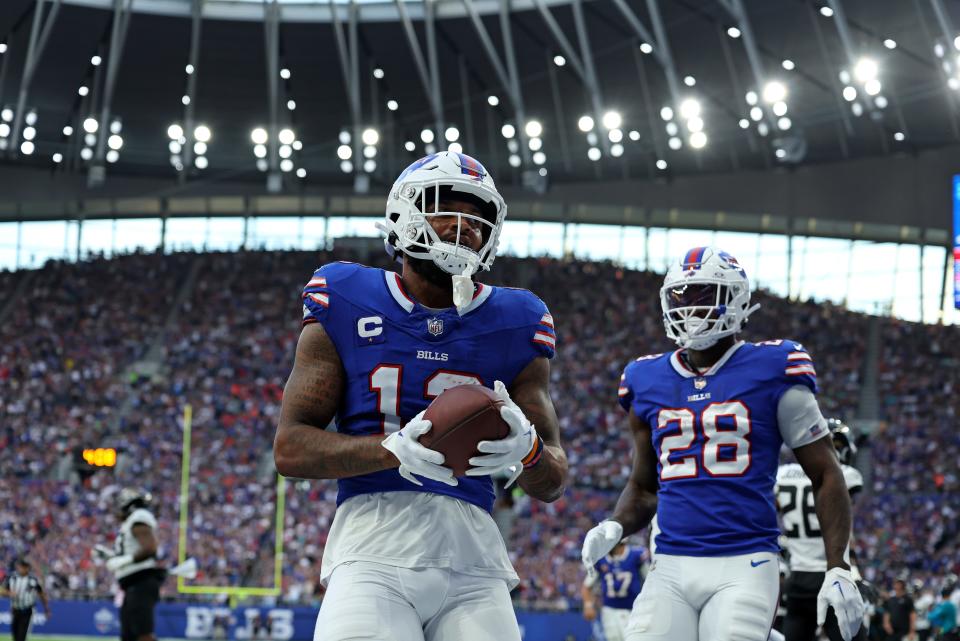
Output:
[512,358,568,502]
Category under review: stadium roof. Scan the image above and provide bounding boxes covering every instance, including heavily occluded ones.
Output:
[0,0,957,239]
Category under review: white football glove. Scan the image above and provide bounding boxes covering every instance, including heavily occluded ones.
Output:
[465,380,540,487]
[581,520,624,579]
[816,567,864,641]
[381,411,457,487]
[105,554,134,572]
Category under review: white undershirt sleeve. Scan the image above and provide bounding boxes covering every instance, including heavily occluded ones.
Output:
[777,385,829,450]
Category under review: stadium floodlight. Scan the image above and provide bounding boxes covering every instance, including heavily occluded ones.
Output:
[854,57,878,83]
[955,36,960,50]
[628,130,640,141]
[91,55,102,66]
[578,115,594,132]
[194,125,211,142]
[820,6,833,17]
[757,122,769,136]
[508,154,521,167]
[337,144,352,160]
[80,147,93,160]
[448,142,463,154]
[106,149,119,163]
[169,141,182,154]
[195,155,208,169]
[194,141,207,155]
[773,101,788,117]
[280,68,291,79]
[500,124,515,139]
[689,131,707,149]
[778,117,792,130]
[668,136,682,150]
[281,158,294,172]
[553,55,566,67]
[660,106,673,121]
[362,145,376,159]
[533,151,546,165]
[686,117,703,133]
[750,106,763,121]
[279,128,296,145]
[421,128,436,143]
[884,39,897,50]
[602,111,622,130]
[488,95,499,106]
[684,76,696,87]
[1,108,12,122]
[63,125,73,136]
[762,81,787,104]
[745,91,758,106]
[362,128,379,146]
[22,127,35,141]
[538,168,547,177]
[363,159,376,173]
[727,26,741,39]
[404,141,415,152]
[108,134,124,150]
[20,140,34,155]
[185,64,194,74]
[679,98,700,120]
[257,159,269,172]
[445,126,460,142]
[287,100,296,110]
[842,86,857,101]
[292,140,303,151]
[610,143,624,157]
[608,128,623,143]
[775,148,786,159]
[0,44,7,54]
[875,95,889,108]
[338,130,351,144]
[182,95,190,105]
[84,117,99,133]
[525,120,543,138]
[78,86,89,97]
[587,147,601,161]
[529,137,542,151]
[253,144,266,158]
[851,102,864,116]
[665,122,679,136]
[425,144,436,154]
[279,144,292,158]
[52,153,62,163]
[640,42,653,54]
[656,159,668,170]
[586,132,598,145]
[296,167,306,178]
[782,59,795,71]
[864,79,882,96]
[387,100,398,111]
[894,131,905,141]
[340,160,353,173]
[85,133,96,147]
[251,127,268,145]
[739,118,750,129]
[372,67,384,79]
[168,124,184,140]
[110,120,122,134]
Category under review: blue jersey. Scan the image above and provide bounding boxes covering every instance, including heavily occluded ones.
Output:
[618,340,821,557]
[594,546,645,609]
[301,262,555,513]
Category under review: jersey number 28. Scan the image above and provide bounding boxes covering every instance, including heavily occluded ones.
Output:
[657,402,751,479]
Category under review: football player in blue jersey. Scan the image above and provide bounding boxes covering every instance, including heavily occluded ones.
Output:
[274,151,568,641]
[582,539,648,641]
[581,247,864,641]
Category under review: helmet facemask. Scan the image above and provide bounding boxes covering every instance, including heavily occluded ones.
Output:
[660,278,753,350]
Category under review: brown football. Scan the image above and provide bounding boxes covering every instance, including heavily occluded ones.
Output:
[420,384,510,477]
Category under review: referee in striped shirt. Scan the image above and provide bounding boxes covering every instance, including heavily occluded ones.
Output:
[1,559,50,641]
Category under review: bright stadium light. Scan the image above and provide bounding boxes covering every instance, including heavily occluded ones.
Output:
[875,95,889,108]
[508,154,521,167]
[20,140,34,155]
[1,108,12,122]
[78,86,89,96]
[608,128,623,143]
[281,158,294,172]
[884,39,897,50]
[578,115,594,132]
[251,127,268,145]
[820,6,833,17]
[689,131,707,149]
[110,120,122,134]
[894,131,905,141]
[775,148,787,159]
[362,128,379,146]
[445,126,460,142]
[421,128,435,143]
[773,101,788,117]
[864,78,882,96]
[84,117,99,133]
[279,128,296,145]
[500,124,515,139]
[553,55,566,67]
[762,81,787,103]
[280,67,291,79]
[372,67,384,79]
[525,120,542,138]
[253,144,267,158]
[185,64,194,74]
[24,111,37,126]
[287,100,296,110]
[404,141,415,152]
[656,159,668,170]
[679,98,700,120]
[587,147,601,161]
[660,106,674,121]
[610,143,624,157]
[727,26,741,39]
[778,117,792,130]
[842,86,857,101]
[52,153,62,163]
[63,126,73,136]
[339,130,351,144]
[340,160,353,173]
[488,95,499,106]
[739,118,750,129]
[80,147,93,160]
[529,137,542,151]
[602,111,622,130]
[532,151,546,164]
[182,95,190,105]
[628,130,640,141]
[108,134,123,150]
[363,159,376,173]
[194,141,207,155]
[195,155,208,169]
[750,106,763,121]
[640,42,653,54]
[106,149,119,163]
[165,124,182,140]
[0,44,7,54]
[91,55,102,66]
[194,125,211,142]
[22,127,35,140]
[337,144,352,160]
[84,134,96,147]
[257,159,268,172]
[296,167,306,178]
[292,140,302,151]
[782,59,796,71]
[362,145,376,159]
[169,141,182,154]
[686,117,703,133]
[448,142,463,154]
[665,122,678,136]
[387,100,398,111]
[684,75,696,87]
[668,136,682,150]
[854,57,878,83]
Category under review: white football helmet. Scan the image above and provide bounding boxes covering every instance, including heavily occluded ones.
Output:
[660,246,760,350]
[379,151,507,277]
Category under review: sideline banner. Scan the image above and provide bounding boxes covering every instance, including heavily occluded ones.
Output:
[0,599,592,640]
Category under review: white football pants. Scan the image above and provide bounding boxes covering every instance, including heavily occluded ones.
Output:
[625,552,780,641]
[314,561,521,641]
[602,606,633,641]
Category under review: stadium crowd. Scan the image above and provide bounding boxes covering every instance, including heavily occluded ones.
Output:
[1,248,958,623]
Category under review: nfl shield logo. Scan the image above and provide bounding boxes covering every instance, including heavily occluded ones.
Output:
[427,317,444,336]
[694,378,707,390]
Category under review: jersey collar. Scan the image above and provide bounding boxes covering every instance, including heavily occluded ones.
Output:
[669,340,745,378]
[383,271,493,315]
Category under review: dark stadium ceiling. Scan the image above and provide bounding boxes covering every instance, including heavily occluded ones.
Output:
[0,0,957,195]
